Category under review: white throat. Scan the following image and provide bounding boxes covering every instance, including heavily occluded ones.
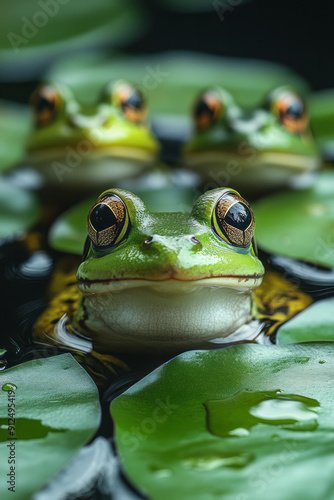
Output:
[78,279,257,354]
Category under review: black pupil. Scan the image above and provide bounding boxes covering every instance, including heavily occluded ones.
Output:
[195,99,214,119]
[285,100,304,119]
[225,202,252,231]
[36,95,54,113]
[90,204,117,232]
[124,91,143,110]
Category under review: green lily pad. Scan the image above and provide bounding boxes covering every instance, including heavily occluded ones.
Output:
[0,354,100,500]
[278,297,334,344]
[0,0,144,74]
[253,171,334,268]
[310,90,334,146]
[49,196,95,255]
[0,101,31,172]
[48,51,308,115]
[111,344,334,500]
[0,178,40,239]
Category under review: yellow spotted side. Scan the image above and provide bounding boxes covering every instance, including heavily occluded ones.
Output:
[253,270,313,337]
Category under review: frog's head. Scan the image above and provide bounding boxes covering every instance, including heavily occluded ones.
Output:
[26,81,159,188]
[76,187,264,353]
[184,86,319,192]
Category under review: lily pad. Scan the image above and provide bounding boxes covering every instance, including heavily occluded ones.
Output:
[0,0,144,79]
[0,178,40,239]
[49,196,95,255]
[310,89,334,147]
[111,344,334,500]
[0,101,31,172]
[253,170,334,268]
[0,354,100,500]
[48,51,308,115]
[278,297,334,344]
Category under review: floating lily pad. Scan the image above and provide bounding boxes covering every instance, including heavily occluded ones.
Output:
[0,0,144,79]
[253,171,334,268]
[111,344,334,500]
[0,354,100,500]
[278,297,334,344]
[48,52,308,115]
[49,196,95,255]
[0,178,40,239]
[0,101,31,172]
[310,90,334,147]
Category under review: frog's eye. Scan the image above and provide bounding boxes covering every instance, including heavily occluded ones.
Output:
[87,194,129,250]
[193,90,224,132]
[212,192,255,247]
[272,92,309,133]
[108,81,147,124]
[29,84,62,127]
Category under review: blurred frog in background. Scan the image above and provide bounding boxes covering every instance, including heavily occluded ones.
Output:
[184,86,320,195]
[24,79,160,197]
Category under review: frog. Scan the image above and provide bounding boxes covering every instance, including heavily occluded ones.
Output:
[183,86,320,194]
[33,187,312,382]
[24,80,160,194]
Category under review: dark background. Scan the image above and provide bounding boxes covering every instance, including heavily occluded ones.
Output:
[136,0,333,91]
[1,0,333,102]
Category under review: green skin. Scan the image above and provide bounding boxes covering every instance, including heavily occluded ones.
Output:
[184,86,320,193]
[76,188,264,354]
[26,81,159,190]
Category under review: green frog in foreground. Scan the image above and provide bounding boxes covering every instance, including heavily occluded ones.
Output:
[184,86,319,194]
[33,188,312,381]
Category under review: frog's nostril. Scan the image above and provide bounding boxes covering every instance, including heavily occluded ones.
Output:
[143,236,154,247]
[190,236,202,250]
[190,236,200,245]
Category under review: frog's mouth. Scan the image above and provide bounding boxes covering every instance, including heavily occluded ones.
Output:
[77,274,263,294]
[76,274,263,354]
[26,144,156,164]
[24,146,156,188]
[184,150,319,191]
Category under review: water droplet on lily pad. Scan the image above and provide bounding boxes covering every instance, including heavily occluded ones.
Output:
[250,398,319,425]
[182,452,253,470]
[149,465,172,478]
[204,390,320,438]
[2,383,17,391]
[229,427,250,437]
